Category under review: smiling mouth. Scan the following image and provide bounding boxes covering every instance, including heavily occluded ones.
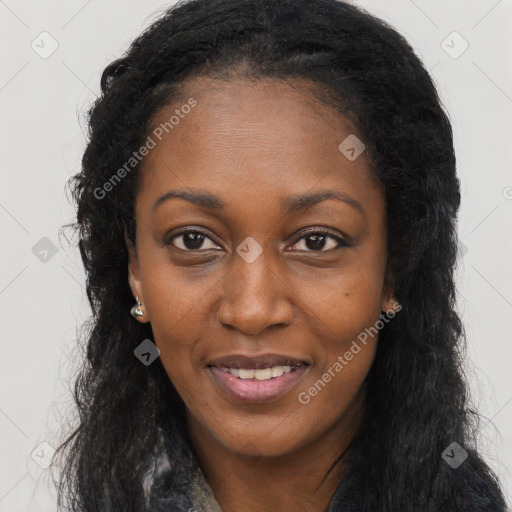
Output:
[207,364,309,403]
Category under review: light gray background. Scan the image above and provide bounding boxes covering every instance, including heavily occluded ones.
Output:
[1,1,511,510]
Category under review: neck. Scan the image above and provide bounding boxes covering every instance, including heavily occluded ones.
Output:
[186,391,364,512]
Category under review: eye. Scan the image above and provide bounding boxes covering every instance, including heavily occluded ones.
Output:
[287,229,347,252]
[166,229,221,252]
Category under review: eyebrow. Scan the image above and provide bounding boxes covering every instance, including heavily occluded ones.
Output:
[151,189,364,216]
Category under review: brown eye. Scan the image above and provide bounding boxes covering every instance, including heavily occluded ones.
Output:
[288,229,348,252]
[166,230,221,251]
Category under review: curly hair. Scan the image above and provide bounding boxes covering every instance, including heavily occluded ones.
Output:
[53,0,508,510]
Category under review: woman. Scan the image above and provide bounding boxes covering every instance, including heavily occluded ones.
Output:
[54,0,508,510]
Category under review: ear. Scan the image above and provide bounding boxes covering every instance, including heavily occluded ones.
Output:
[125,231,150,324]
[380,287,397,315]
[380,254,399,314]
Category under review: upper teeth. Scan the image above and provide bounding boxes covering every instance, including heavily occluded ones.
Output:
[219,365,296,380]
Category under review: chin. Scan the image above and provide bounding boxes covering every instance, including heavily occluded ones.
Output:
[212,423,308,458]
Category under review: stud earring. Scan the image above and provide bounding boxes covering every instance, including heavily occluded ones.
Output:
[130,296,144,318]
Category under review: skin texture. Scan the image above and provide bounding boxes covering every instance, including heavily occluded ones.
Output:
[127,76,395,512]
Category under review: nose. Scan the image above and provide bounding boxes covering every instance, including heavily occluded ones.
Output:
[216,247,294,336]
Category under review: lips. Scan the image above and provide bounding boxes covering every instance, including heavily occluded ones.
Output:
[207,353,310,370]
[208,364,309,403]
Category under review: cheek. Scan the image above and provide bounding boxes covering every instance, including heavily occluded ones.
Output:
[299,262,385,343]
[140,260,206,319]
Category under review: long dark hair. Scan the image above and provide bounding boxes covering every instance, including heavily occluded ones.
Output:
[54,0,507,510]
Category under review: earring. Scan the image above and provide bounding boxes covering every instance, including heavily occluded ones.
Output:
[130,296,144,318]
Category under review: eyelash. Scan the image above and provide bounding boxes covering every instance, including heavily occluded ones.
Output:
[165,227,348,253]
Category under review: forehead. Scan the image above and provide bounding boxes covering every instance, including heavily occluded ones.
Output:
[137,76,382,212]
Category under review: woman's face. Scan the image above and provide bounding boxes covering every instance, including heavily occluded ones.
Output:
[128,76,394,457]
